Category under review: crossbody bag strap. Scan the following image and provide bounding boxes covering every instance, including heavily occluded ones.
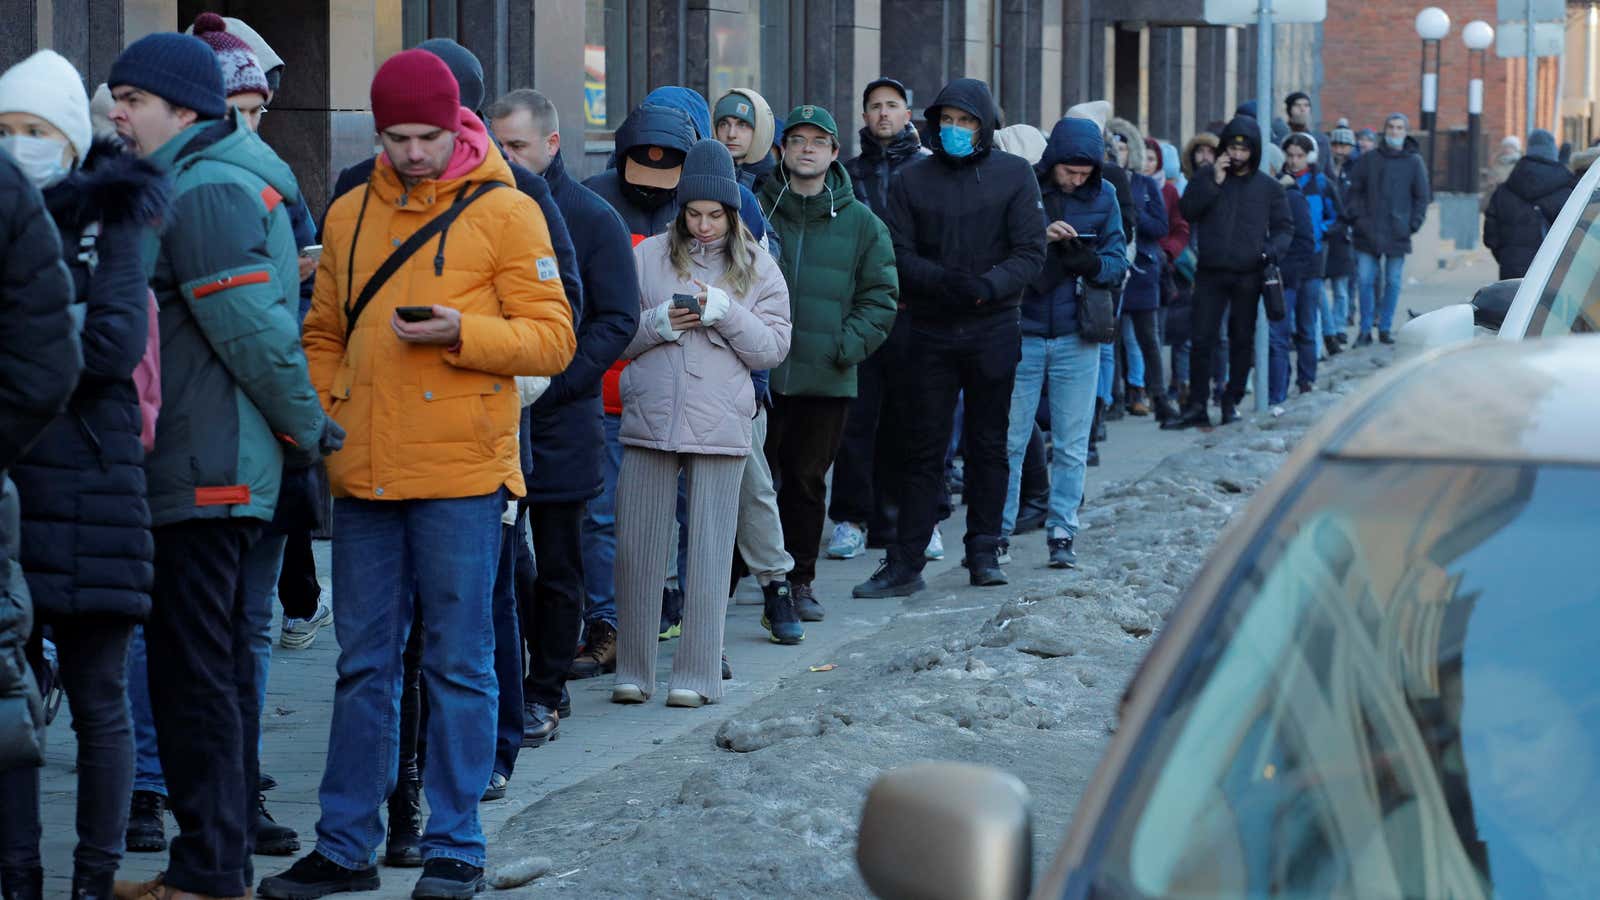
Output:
[343,180,507,343]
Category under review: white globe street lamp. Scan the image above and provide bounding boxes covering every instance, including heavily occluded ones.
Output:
[1415,7,1452,187]
[1464,20,1495,197]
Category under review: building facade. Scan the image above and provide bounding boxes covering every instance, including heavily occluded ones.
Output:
[12,0,1522,221]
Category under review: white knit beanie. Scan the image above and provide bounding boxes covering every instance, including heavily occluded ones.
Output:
[0,50,92,168]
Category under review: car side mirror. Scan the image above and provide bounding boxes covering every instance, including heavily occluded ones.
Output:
[1471,278,1520,332]
[857,762,1032,900]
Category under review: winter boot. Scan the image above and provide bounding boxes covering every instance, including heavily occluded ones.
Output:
[1379,331,1395,345]
[69,868,115,900]
[1125,387,1150,416]
[1219,397,1241,425]
[1152,391,1179,423]
[254,793,301,855]
[125,790,166,853]
[852,558,925,599]
[760,581,804,645]
[385,778,423,868]
[1355,330,1373,347]
[1161,403,1211,431]
[1,867,42,900]
[791,582,825,622]
[1322,334,1343,356]
[967,550,1008,587]
[1092,400,1108,443]
[568,620,617,679]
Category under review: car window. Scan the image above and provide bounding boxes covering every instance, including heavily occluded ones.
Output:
[1528,188,1600,337]
[1085,459,1600,900]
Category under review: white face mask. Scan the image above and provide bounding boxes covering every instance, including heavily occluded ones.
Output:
[0,134,71,189]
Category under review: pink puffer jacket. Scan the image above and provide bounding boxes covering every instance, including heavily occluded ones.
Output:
[620,233,790,456]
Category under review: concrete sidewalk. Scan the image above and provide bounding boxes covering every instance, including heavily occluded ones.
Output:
[33,227,1488,897]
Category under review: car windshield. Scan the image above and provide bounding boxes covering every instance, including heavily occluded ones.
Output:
[1528,187,1600,336]
[1087,458,1600,900]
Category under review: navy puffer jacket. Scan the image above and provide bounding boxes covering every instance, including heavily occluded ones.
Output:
[13,140,167,621]
[1022,117,1128,338]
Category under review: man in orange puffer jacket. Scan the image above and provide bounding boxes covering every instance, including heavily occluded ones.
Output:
[260,50,574,900]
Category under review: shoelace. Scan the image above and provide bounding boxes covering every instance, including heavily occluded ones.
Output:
[871,557,891,579]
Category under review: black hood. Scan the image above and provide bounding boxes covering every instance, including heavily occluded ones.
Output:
[1218,116,1262,172]
[857,123,924,165]
[44,137,172,230]
[1506,154,1575,204]
[924,77,998,165]
[611,104,696,161]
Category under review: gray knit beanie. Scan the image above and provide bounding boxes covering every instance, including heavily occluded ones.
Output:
[677,139,741,209]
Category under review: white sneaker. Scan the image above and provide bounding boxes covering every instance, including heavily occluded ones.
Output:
[666,689,708,708]
[925,527,945,561]
[611,683,648,704]
[279,601,332,650]
[827,521,867,559]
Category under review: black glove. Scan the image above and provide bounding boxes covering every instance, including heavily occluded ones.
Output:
[941,271,990,306]
[1059,238,1100,278]
[319,417,347,455]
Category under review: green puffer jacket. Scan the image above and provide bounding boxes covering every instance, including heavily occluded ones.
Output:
[140,110,325,527]
[759,161,898,398]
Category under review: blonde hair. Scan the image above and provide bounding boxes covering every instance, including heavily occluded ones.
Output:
[669,202,761,296]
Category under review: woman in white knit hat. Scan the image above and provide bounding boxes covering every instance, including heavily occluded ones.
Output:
[0,48,168,900]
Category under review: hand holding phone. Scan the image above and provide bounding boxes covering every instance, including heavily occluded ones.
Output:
[396,306,435,323]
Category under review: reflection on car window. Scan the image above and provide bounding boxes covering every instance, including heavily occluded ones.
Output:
[1529,190,1600,336]
[1090,460,1600,900]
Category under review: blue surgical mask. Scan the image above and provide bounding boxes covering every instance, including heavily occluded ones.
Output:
[0,134,71,189]
[940,123,977,158]
[1384,134,1405,150]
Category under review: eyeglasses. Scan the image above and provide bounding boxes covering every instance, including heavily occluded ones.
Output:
[784,135,834,150]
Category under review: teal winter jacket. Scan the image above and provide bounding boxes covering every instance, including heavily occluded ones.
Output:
[141,110,325,527]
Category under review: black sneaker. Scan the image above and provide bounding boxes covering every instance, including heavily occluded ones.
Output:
[760,581,804,645]
[254,793,302,855]
[412,858,484,900]
[125,790,166,853]
[791,582,825,622]
[852,558,925,599]
[1355,331,1373,347]
[967,552,1008,587]
[258,852,380,899]
[1048,537,1078,569]
[1379,331,1395,345]
[658,587,683,640]
[1219,399,1240,425]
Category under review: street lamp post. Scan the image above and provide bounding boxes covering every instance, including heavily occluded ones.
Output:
[1464,21,1496,196]
[1416,7,1452,189]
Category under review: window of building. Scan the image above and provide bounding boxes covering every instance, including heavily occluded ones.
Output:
[585,0,629,131]
[709,8,762,107]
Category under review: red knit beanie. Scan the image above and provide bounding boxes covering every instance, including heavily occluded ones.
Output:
[371,49,459,132]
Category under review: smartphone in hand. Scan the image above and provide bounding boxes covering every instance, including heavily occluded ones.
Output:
[671,293,702,315]
[396,306,435,322]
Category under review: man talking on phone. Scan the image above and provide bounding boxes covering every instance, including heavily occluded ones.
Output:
[1166,114,1292,430]
[262,50,574,900]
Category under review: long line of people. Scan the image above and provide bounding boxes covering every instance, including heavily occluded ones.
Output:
[0,17,1414,899]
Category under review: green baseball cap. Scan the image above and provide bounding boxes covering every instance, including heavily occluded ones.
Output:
[783,104,838,138]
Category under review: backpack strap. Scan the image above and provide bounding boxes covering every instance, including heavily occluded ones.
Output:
[343,180,508,343]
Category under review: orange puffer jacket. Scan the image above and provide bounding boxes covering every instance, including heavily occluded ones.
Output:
[304,148,576,501]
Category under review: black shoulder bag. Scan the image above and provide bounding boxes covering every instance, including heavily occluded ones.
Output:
[1077,280,1119,343]
[1261,261,1287,322]
[342,179,508,341]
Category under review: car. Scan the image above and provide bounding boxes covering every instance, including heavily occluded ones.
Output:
[1401,159,1600,355]
[857,336,1600,900]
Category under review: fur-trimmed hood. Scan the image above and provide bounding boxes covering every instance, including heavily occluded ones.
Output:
[1107,116,1145,173]
[1182,132,1219,179]
[43,137,172,231]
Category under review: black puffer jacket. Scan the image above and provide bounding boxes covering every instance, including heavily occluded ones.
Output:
[1483,154,1575,280]
[1347,139,1431,257]
[844,124,929,218]
[0,151,81,772]
[12,140,168,622]
[885,78,1046,323]
[1179,116,1293,274]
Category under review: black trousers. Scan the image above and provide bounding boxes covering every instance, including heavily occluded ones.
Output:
[146,519,262,897]
[1189,269,1263,407]
[1021,422,1048,505]
[1125,307,1166,395]
[520,501,584,709]
[829,315,909,543]
[892,312,1021,571]
[767,394,851,585]
[275,528,320,619]
[0,620,135,878]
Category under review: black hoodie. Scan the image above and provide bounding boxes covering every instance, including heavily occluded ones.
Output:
[1483,154,1576,280]
[884,78,1046,322]
[845,124,930,218]
[1179,116,1293,274]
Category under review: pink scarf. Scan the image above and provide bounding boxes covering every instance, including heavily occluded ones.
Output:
[441,107,489,180]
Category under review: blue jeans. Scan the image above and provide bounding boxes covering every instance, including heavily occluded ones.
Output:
[1323,275,1349,336]
[492,519,523,780]
[579,412,622,629]
[1268,287,1319,403]
[1120,315,1145,388]
[1002,334,1100,540]
[1096,342,1115,404]
[1357,251,1407,335]
[126,534,285,795]
[313,492,502,869]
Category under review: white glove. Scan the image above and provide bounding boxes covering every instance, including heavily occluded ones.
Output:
[515,375,551,408]
[651,303,683,342]
[700,285,731,326]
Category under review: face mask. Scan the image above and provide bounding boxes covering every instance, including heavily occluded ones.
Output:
[0,134,71,189]
[1384,134,1405,149]
[940,124,977,158]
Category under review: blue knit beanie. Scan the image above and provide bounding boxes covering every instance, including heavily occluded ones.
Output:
[109,32,227,119]
[677,139,741,210]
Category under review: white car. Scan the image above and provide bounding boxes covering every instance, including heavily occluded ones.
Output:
[1401,159,1600,353]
